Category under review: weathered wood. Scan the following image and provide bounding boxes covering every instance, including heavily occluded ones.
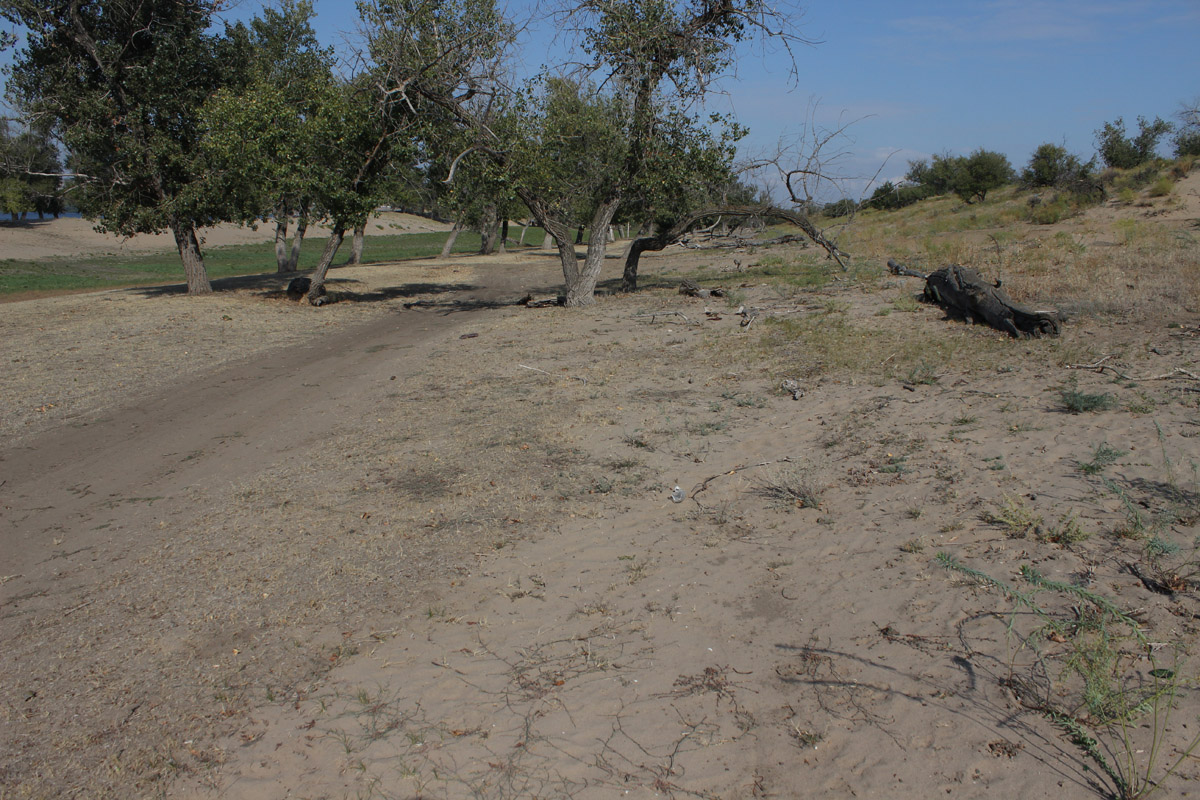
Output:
[889,259,1063,339]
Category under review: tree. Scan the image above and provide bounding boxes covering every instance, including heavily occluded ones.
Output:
[1095,116,1172,169]
[200,0,335,273]
[951,149,1013,203]
[906,149,1012,204]
[1021,142,1092,188]
[2,0,252,293]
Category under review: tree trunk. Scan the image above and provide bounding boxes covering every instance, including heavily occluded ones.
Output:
[574,225,585,245]
[286,210,308,272]
[170,221,212,294]
[307,225,346,305]
[348,222,366,265]
[479,204,499,255]
[439,219,463,258]
[518,220,530,246]
[541,230,553,249]
[274,210,293,273]
[564,198,621,307]
[498,218,509,255]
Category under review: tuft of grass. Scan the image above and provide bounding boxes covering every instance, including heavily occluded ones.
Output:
[1078,442,1127,475]
[1060,383,1114,414]
[985,493,1043,538]
[754,465,824,510]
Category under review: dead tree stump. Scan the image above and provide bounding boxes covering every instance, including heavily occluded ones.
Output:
[888,260,1063,339]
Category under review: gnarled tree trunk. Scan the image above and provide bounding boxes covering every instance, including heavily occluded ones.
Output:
[306,225,346,305]
[170,221,211,294]
[439,218,463,258]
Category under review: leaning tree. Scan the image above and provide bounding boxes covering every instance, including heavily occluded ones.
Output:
[2,0,251,293]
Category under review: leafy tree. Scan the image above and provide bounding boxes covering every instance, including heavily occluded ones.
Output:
[953,149,1013,203]
[1095,116,1172,169]
[907,149,1012,204]
[2,0,252,293]
[200,0,335,273]
[1021,142,1093,188]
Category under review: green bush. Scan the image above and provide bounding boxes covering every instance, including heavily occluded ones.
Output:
[822,197,857,218]
[864,180,932,211]
[907,149,1013,204]
[1095,116,1172,169]
[1022,142,1094,188]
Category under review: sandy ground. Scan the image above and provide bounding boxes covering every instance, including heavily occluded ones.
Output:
[0,211,451,261]
[2,198,1200,800]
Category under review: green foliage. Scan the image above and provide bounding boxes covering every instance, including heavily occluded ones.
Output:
[1022,142,1095,189]
[0,118,64,220]
[864,181,932,211]
[1096,116,1173,169]
[4,0,251,236]
[822,198,857,217]
[907,149,1014,204]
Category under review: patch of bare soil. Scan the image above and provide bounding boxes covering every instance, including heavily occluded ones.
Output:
[3,223,1200,800]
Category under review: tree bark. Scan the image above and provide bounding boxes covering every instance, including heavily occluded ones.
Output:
[348,222,366,265]
[306,225,345,305]
[170,221,211,294]
[439,218,463,258]
[518,219,530,246]
[541,230,553,249]
[286,210,308,272]
[479,204,499,255]
[498,218,509,254]
[564,198,621,307]
[274,209,293,273]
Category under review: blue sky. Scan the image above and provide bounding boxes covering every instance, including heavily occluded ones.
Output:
[6,0,1199,202]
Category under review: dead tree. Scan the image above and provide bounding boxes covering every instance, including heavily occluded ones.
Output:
[887,259,1063,338]
[621,204,847,291]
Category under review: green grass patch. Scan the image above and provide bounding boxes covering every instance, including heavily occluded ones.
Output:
[0,230,488,297]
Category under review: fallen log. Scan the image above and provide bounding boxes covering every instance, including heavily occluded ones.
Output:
[887,259,1063,339]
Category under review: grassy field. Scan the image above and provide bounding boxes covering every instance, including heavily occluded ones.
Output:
[0,229,524,297]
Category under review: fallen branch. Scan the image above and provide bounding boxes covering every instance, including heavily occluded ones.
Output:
[632,311,691,323]
[1065,360,1200,383]
[517,363,588,385]
[690,457,795,502]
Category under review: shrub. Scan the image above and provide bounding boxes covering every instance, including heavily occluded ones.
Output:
[1021,142,1094,189]
[864,180,932,211]
[1095,116,1172,169]
[822,197,857,218]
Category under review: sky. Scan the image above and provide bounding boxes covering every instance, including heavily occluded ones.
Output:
[5,0,1199,203]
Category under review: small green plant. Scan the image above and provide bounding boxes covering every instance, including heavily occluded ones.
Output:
[1078,442,1127,475]
[936,554,1200,800]
[1041,511,1091,545]
[1060,379,1114,414]
[985,493,1042,538]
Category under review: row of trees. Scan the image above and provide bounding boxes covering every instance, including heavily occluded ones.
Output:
[859,101,1199,216]
[1,0,815,306]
